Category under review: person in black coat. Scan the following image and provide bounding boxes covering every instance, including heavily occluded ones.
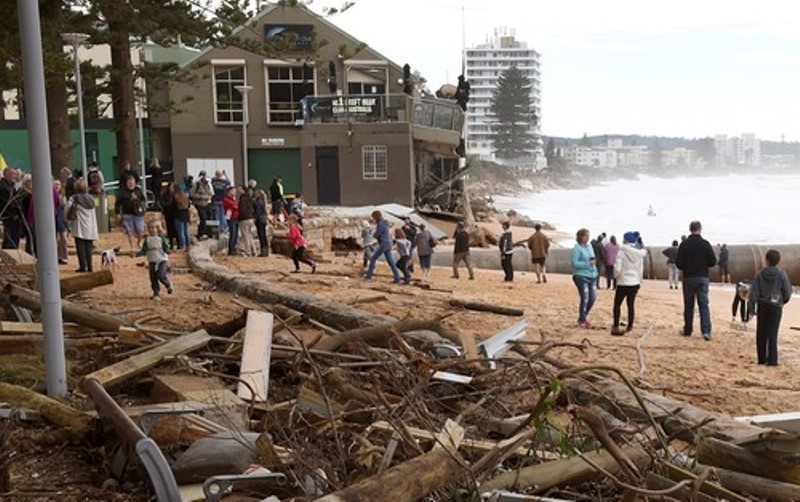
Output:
[675,220,717,340]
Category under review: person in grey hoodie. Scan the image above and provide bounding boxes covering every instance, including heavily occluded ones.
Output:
[499,221,514,282]
[748,249,792,366]
[611,231,647,334]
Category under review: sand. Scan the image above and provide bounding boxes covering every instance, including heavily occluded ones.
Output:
[72,230,800,419]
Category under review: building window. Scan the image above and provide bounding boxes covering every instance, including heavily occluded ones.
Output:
[214,66,246,124]
[266,64,314,123]
[362,145,387,180]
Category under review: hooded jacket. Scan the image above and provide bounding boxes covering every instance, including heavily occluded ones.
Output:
[614,243,646,286]
[749,266,792,312]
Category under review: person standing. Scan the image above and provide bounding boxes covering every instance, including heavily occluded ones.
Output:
[190,171,214,239]
[748,249,792,366]
[451,222,475,280]
[117,161,140,189]
[499,221,514,282]
[414,223,434,277]
[238,183,257,257]
[172,183,191,251]
[221,186,239,256]
[361,220,377,269]
[611,231,646,334]
[675,220,717,340]
[662,239,680,289]
[604,235,619,290]
[402,217,418,272]
[210,170,230,233]
[363,210,400,283]
[590,233,607,288]
[527,223,550,284]
[394,228,412,284]
[147,159,164,208]
[718,243,730,284]
[115,176,146,250]
[66,180,98,273]
[160,183,178,250]
[0,167,22,249]
[254,189,270,256]
[53,179,69,264]
[287,214,316,273]
[269,176,286,219]
[572,228,598,328]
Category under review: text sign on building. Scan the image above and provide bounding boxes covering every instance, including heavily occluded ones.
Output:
[261,137,285,146]
[305,96,383,122]
[264,24,314,51]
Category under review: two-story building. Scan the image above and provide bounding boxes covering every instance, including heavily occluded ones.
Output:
[168,4,464,208]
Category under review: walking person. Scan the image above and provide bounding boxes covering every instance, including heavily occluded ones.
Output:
[160,183,178,250]
[572,228,598,328]
[662,239,680,289]
[718,243,730,284]
[115,176,146,250]
[136,222,174,301]
[611,232,646,334]
[451,222,475,280]
[748,249,792,366]
[499,221,514,282]
[394,228,412,284]
[363,210,400,283]
[604,235,619,290]
[590,233,606,288]
[675,220,717,340]
[526,223,550,284]
[414,223,434,277]
[361,220,377,269]
[66,180,98,273]
[287,214,316,273]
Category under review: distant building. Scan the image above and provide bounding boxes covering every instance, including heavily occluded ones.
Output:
[563,145,617,168]
[715,133,761,167]
[661,147,699,168]
[464,27,543,166]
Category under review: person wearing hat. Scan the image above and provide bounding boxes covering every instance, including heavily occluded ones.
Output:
[675,220,717,340]
[211,170,231,233]
[610,231,647,335]
[190,170,214,239]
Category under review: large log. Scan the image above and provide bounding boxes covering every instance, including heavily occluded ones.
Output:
[314,318,459,352]
[449,298,524,317]
[671,460,800,502]
[0,382,91,432]
[60,269,114,296]
[5,283,127,332]
[479,444,651,494]
[696,436,800,485]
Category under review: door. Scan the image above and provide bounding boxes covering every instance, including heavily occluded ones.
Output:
[247,149,302,195]
[315,146,340,205]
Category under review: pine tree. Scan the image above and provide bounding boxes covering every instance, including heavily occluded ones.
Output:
[489,65,536,159]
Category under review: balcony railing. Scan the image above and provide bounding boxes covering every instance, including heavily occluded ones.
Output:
[301,93,464,133]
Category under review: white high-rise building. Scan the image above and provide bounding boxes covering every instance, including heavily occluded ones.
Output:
[464,28,542,165]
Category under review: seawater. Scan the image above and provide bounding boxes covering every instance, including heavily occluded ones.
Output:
[494,173,800,247]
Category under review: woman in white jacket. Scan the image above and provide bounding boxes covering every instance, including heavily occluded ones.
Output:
[66,179,99,272]
[611,231,647,334]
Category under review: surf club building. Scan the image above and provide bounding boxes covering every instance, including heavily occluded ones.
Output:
[168,3,464,208]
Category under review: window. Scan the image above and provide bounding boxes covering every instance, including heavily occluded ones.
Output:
[214,66,245,123]
[266,64,314,123]
[362,145,387,180]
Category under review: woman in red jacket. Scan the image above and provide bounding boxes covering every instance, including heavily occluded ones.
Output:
[287,214,316,273]
[221,186,239,255]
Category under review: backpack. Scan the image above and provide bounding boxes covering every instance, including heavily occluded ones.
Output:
[66,201,78,221]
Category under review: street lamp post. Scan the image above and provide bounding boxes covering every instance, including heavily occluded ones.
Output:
[61,32,90,180]
[234,85,252,183]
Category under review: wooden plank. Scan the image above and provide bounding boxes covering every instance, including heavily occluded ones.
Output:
[60,269,114,296]
[736,411,800,434]
[458,331,480,361]
[151,374,247,429]
[0,321,84,334]
[117,326,144,346]
[0,249,36,265]
[80,330,211,389]
[237,310,274,402]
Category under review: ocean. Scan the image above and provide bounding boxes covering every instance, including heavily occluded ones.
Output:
[494,173,800,247]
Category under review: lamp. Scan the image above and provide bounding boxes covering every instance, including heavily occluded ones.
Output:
[234,84,253,183]
[61,32,90,180]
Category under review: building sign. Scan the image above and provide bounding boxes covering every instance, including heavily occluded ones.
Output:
[264,24,314,51]
[305,96,383,122]
[261,137,285,146]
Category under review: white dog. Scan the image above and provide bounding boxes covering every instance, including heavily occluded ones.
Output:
[101,246,121,271]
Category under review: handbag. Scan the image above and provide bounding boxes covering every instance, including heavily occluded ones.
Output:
[66,202,78,221]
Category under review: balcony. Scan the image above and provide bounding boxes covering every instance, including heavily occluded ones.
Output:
[301,93,464,146]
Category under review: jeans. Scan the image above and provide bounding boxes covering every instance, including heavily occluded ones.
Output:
[148,261,170,295]
[667,264,679,287]
[175,220,190,249]
[227,219,239,255]
[396,255,411,283]
[501,254,514,281]
[682,276,711,336]
[256,220,269,255]
[214,200,227,232]
[365,245,400,281]
[756,302,782,365]
[573,275,597,324]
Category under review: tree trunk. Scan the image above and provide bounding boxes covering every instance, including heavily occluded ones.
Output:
[5,283,128,332]
[697,436,800,485]
[0,382,91,432]
[103,6,137,175]
[60,269,114,296]
[448,298,524,316]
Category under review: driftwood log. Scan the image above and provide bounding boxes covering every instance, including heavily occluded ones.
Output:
[313,319,460,352]
[448,298,523,317]
[60,269,114,297]
[671,460,800,502]
[697,436,800,485]
[5,283,128,332]
[0,382,91,432]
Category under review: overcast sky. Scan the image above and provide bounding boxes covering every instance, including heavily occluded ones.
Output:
[319,0,800,141]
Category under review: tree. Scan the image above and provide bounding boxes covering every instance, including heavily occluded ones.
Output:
[489,65,536,160]
[544,138,565,170]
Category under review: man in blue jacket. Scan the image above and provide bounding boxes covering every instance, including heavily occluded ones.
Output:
[363,210,400,283]
[675,220,717,340]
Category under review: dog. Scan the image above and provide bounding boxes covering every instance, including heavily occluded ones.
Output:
[732,280,752,330]
[101,246,121,271]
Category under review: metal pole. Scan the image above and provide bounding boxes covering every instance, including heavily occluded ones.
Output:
[62,33,90,180]
[235,85,252,183]
[19,0,67,397]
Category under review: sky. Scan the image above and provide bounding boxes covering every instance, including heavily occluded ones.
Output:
[317,0,800,141]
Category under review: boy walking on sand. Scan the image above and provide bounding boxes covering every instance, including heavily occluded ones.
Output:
[137,223,174,301]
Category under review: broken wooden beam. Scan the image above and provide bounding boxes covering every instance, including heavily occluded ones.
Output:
[0,382,91,432]
[697,436,800,485]
[237,310,274,402]
[5,283,128,332]
[80,329,211,389]
[0,321,85,335]
[449,298,524,317]
[60,269,114,297]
